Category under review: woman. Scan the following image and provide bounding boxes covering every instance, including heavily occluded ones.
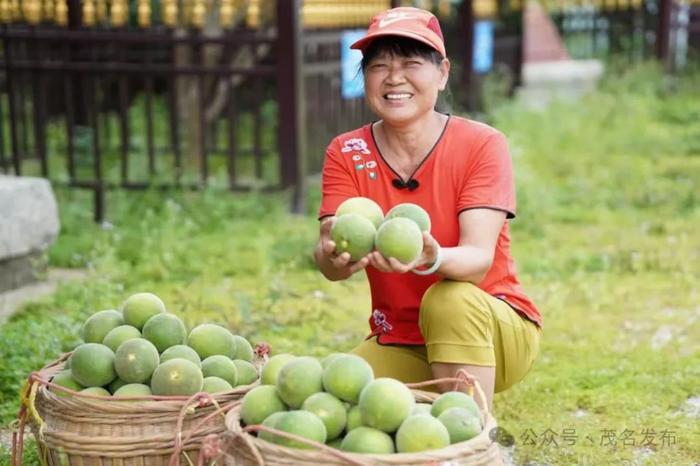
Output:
[314,6,541,409]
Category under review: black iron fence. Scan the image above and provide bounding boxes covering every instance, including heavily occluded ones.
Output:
[2,0,696,221]
[0,0,314,220]
[0,0,402,220]
[548,0,700,69]
[302,29,375,174]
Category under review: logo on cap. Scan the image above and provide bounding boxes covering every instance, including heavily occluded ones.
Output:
[378,11,417,28]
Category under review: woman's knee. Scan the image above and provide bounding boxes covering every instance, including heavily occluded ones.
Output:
[419,280,491,335]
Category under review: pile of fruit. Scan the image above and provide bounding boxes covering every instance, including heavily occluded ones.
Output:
[331,197,430,264]
[51,292,257,398]
[240,353,483,454]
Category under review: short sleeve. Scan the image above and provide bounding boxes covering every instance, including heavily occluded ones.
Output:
[457,132,516,218]
[318,140,359,219]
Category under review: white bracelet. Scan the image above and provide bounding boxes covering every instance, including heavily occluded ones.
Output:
[412,247,442,276]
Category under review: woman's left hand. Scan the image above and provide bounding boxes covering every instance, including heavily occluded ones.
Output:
[369,231,440,274]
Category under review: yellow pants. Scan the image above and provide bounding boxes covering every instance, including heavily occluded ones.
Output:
[351,280,541,393]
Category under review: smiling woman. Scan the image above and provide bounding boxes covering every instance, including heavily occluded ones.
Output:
[361,37,449,134]
[313,7,542,410]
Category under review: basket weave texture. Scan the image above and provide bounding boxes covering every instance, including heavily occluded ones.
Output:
[14,354,252,466]
[220,380,504,466]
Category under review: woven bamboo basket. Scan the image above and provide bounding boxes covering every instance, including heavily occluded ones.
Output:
[218,372,504,466]
[12,353,257,466]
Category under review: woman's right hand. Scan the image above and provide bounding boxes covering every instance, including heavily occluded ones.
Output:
[316,217,371,280]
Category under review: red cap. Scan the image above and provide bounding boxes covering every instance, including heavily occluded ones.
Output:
[351,7,446,58]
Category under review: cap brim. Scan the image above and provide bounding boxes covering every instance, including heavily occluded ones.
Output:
[350,30,445,57]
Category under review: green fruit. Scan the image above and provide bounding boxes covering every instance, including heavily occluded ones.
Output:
[331,214,376,261]
[272,410,327,449]
[142,313,187,352]
[437,407,482,443]
[346,405,363,431]
[386,203,431,232]
[160,345,202,367]
[322,354,374,403]
[396,415,450,452]
[276,356,323,409]
[341,426,395,454]
[80,387,111,397]
[150,358,204,396]
[302,392,347,441]
[232,335,254,362]
[430,391,480,419]
[108,378,127,394]
[113,383,152,398]
[240,385,287,426]
[320,352,345,369]
[202,376,233,394]
[259,411,287,443]
[375,217,423,264]
[412,403,433,416]
[201,355,238,387]
[102,325,141,352]
[336,197,384,229]
[121,292,166,330]
[114,338,160,383]
[260,354,296,385]
[233,360,258,386]
[51,370,84,397]
[81,310,124,344]
[187,324,236,360]
[358,378,415,433]
[70,343,116,387]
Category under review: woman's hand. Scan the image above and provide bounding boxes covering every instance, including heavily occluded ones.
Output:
[369,231,440,274]
[315,217,372,280]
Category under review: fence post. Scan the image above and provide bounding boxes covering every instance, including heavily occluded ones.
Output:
[276,0,306,214]
[459,0,478,111]
[3,37,21,175]
[656,0,672,69]
[67,0,88,126]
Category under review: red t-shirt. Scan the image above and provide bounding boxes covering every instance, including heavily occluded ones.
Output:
[319,116,542,345]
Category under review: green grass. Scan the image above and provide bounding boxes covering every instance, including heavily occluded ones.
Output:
[488,62,700,465]
[1,62,699,465]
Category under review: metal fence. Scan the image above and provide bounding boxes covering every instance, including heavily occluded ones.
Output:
[1,0,696,221]
[0,0,312,220]
[546,0,700,68]
[0,0,496,220]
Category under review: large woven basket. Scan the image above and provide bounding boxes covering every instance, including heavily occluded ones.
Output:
[218,373,503,466]
[12,354,255,466]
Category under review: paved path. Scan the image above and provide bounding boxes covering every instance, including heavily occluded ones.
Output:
[0,268,87,324]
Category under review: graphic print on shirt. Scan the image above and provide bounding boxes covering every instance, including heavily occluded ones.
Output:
[342,138,377,181]
[352,154,364,170]
[341,138,371,155]
[372,309,393,333]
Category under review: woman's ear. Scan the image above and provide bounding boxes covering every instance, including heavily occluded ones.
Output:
[438,58,451,91]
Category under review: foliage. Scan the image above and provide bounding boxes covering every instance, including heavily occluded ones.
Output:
[1,62,699,465]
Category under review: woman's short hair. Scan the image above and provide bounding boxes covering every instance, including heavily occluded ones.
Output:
[360,36,444,72]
